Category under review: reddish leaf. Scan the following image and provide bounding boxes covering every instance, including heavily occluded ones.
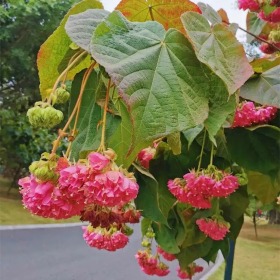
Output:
[115,0,201,33]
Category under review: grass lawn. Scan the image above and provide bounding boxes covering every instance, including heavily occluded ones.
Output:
[0,176,79,225]
[209,217,280,280]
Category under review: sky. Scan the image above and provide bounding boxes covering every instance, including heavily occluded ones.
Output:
[101,0,247,41]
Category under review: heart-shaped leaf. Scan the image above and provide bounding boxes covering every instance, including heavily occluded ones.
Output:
[90,11,229,154]
[181,12,253,94]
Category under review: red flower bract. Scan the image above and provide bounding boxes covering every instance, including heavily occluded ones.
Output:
[19,175,84,219]
[238,0,259,11]
[259,8,280,23]
[157,246,176,261]
[84,171,139,207]
[196,218,230,240]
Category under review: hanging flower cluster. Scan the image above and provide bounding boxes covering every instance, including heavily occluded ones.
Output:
[177,263,204,279]
[238,0,260,12]
[196,218,230,240]
[232,102,277,128]
[168,166,239,209]
[19,149,140,251]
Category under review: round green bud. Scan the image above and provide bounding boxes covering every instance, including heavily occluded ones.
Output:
[123,225,134,236]
[236,173,248,186]
[146,232,155,238]
[29,160,59,182]
[27,104,63,129]
[29,161,40,173]
[55,88,70,104]
[141,239,151,248]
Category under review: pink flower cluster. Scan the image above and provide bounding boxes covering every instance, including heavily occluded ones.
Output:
[19,151,139,220]
[84,170,139,207]
[137,147,156,169]
[19,175,84,219]
[157,246,176,261]
[168,171,239,209]
[196,218,230,240]
[82,226,128,251]
[177,263,204,279]
[135,251,170,276]
[238,0,259,12]
[232,102,277,128]
[259,8,280,23]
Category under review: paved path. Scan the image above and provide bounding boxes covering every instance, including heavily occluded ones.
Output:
[0,224,221,280]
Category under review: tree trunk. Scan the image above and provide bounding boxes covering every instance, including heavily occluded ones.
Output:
[253,212,258,238]
[268,209,280,224]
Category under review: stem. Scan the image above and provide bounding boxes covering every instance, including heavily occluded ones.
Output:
[51,63,95,159]
[62,50,84,85]
[97,79,111,153]
[149,6,155,21]
[47,50,87,104]
[223,20,280,52]
[197,129,207,171]
[210,142,214,166]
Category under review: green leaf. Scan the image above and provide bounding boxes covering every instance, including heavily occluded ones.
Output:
[181,12,253,94]
[90,11,228,155]
[141,218,151,237]
[182,124,204,149]
[203,239,229,263]
[246,124,280,141]
[152,222,180,254]
[176,238,213,268]
[240,65,280,108]
[247,171,280,205]
[37,0,103,98]
[220,186,249,221]
[225,215,244,241]
[65,9,110,52]
[197,2,222,25]
[246,12,266,43]
[134,172,168,225]
[167,132,181,155]
[226,128,280,176]
[108,100,143,168]
[262,3,277,16]
[69,70,121,160]
[229,23,239,35]
[250,57,280,73]
[205,94,237,142]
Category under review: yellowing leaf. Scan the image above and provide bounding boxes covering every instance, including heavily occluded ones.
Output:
[37,0,103,99]
[115,0,201,33]
[218,8,229,25]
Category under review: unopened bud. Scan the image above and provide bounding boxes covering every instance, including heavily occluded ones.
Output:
[55,88,70,104]
[27,103,63,129]
[141,239,151,247]
[235,173,248,186]
[146,232,155,238]
[104,148,117,161]
[123,225,134,236]
[269,30,280,43]
[29,160,59,182]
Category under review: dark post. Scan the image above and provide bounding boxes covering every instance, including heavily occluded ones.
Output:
[224,240,236,280]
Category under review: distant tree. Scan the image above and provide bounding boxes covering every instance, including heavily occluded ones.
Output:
[0,0,75,187]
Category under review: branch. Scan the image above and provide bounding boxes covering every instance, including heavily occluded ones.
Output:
[222,21,280,52]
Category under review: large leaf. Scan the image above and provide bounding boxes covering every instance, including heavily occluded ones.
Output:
[167,132,181,155]
[240,65,280,108]
[69,70,121,160]
[176,238,213,268]
[197,2,222,25]
[152,222,180,254]
[182,124,204,149]
[90,11,229,154]
[247,171,280,205]
[181,12,253,95]
[205,94,237,143]
[115,0,201,33]
[134,172,168,225]
[226,128,280,176]
[37,0,103,99]
[246,12,266,43]
[65,9,110,53]
[108,100,144,168]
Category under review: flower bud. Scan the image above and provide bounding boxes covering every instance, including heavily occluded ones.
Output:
[141,239,151,248]
[269,30,280,43]
[104,148,117,161]
[235,173,248,186]
[146,232,155,238]
[55,87,70,104]
[123,225,134,236]
[29,160,59,182]
[27,103,63,129]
